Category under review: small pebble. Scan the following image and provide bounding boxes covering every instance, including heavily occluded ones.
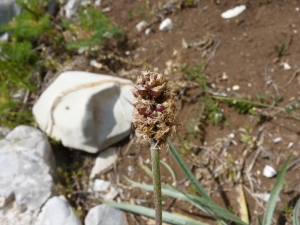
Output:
[287,142,294,149]
[136,21,147,32]
[159,18,173,31]
[263,165,277,178]
[90,60,102,69]
[145,28,151,35]
[232,85,240,90]
[221,72,228,80]
[221,5,246,19]
[229,133,235,139]
[273,137,282,143]
[283,62,291,70]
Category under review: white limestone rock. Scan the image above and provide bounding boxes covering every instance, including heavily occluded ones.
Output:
[0,125,56,225]
[221,5,246,19]
[35,196,81,225]
[90,147,118,179]
[61,0,82,18]
[33,71,134,153]
[85,204,127,225]
[159,18,173,31]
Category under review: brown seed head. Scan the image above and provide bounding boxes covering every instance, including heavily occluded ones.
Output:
[132,69,177,148]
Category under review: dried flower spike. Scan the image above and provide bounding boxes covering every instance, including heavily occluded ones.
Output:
[132,69,177,147]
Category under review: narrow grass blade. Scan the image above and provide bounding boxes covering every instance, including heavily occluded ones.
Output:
[293,198,300,225]
[137,162,152,177]
[168,140,212,202]
[262,155,291,225]
[125,177,247,225]
[257,214,262,225]
[102,199,209,225]
[160,160,177,185]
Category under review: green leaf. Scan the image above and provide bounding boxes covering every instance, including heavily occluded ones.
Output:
[160,160,177,185]
[102,199,209,225]
[293,198,300,225]
[263,155,292,225]
[124,177,247,225]
[167,140,212,202]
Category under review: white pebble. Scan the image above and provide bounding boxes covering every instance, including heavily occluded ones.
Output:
[263,165,277,178]
[89,60,103,69]
[229,133,235,139]
[136,21,147,32]
[221,72,228,80]
[159,18,173,31]
[145,28,151,35]
[221,5,246,19]
[283,62,291,70]
[273,137,282,143]
[232,85,240,90]
[287,142,294,149]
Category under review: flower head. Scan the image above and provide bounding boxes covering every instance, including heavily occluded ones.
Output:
[132,69,177,148]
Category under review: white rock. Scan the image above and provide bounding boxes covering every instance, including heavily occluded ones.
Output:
[145,28,151,35]
[33,71,134,153]
[90,59,103,69]
[85,205,127,225]
[263,165,277,178]
[90,147,118,178]
[61,0,81,18]
[136,21,147,32]
[0,126,56,225]
[253,193,280,202]
[232,85,240,90]
[283,62,291,70]
[287,142,294,149]
[159,18,173,31]
[95,0,102,6]
[273,137,282,143]
[93,179,111,192]
[221,5,246,19]
[35,196,81,225]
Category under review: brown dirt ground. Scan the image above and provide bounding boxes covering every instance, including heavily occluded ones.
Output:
[58,1,300,225]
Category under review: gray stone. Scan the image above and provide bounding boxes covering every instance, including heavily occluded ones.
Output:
[35,196,81,225]
[0,125,56,225]
[85,204,127,225]
[90,147,118,179]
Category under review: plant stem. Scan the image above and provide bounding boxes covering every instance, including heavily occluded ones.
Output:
[151,147,162,225]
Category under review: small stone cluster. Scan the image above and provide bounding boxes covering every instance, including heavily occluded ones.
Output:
[132,69,177,148]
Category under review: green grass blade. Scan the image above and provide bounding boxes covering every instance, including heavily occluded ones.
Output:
[293,198,300,225]
[102,199,209,225]
[137,162,152,177]
[263,155,292,225]
[257,214,262,225]
[160,160,177,185]
[168,140,212,202]
[125,177,247,225]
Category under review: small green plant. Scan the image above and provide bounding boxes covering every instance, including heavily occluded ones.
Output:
[274,43,286,57]
[0,0,124,127]
[62,7,124,53]
[183,64,223,141]
[0,0,52,127]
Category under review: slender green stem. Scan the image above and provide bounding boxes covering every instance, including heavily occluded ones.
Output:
[151,147,162,225]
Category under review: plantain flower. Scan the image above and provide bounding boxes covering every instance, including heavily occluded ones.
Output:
[132,69,177,147]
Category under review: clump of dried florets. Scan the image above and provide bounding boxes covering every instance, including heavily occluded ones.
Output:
[132,69,177,148]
